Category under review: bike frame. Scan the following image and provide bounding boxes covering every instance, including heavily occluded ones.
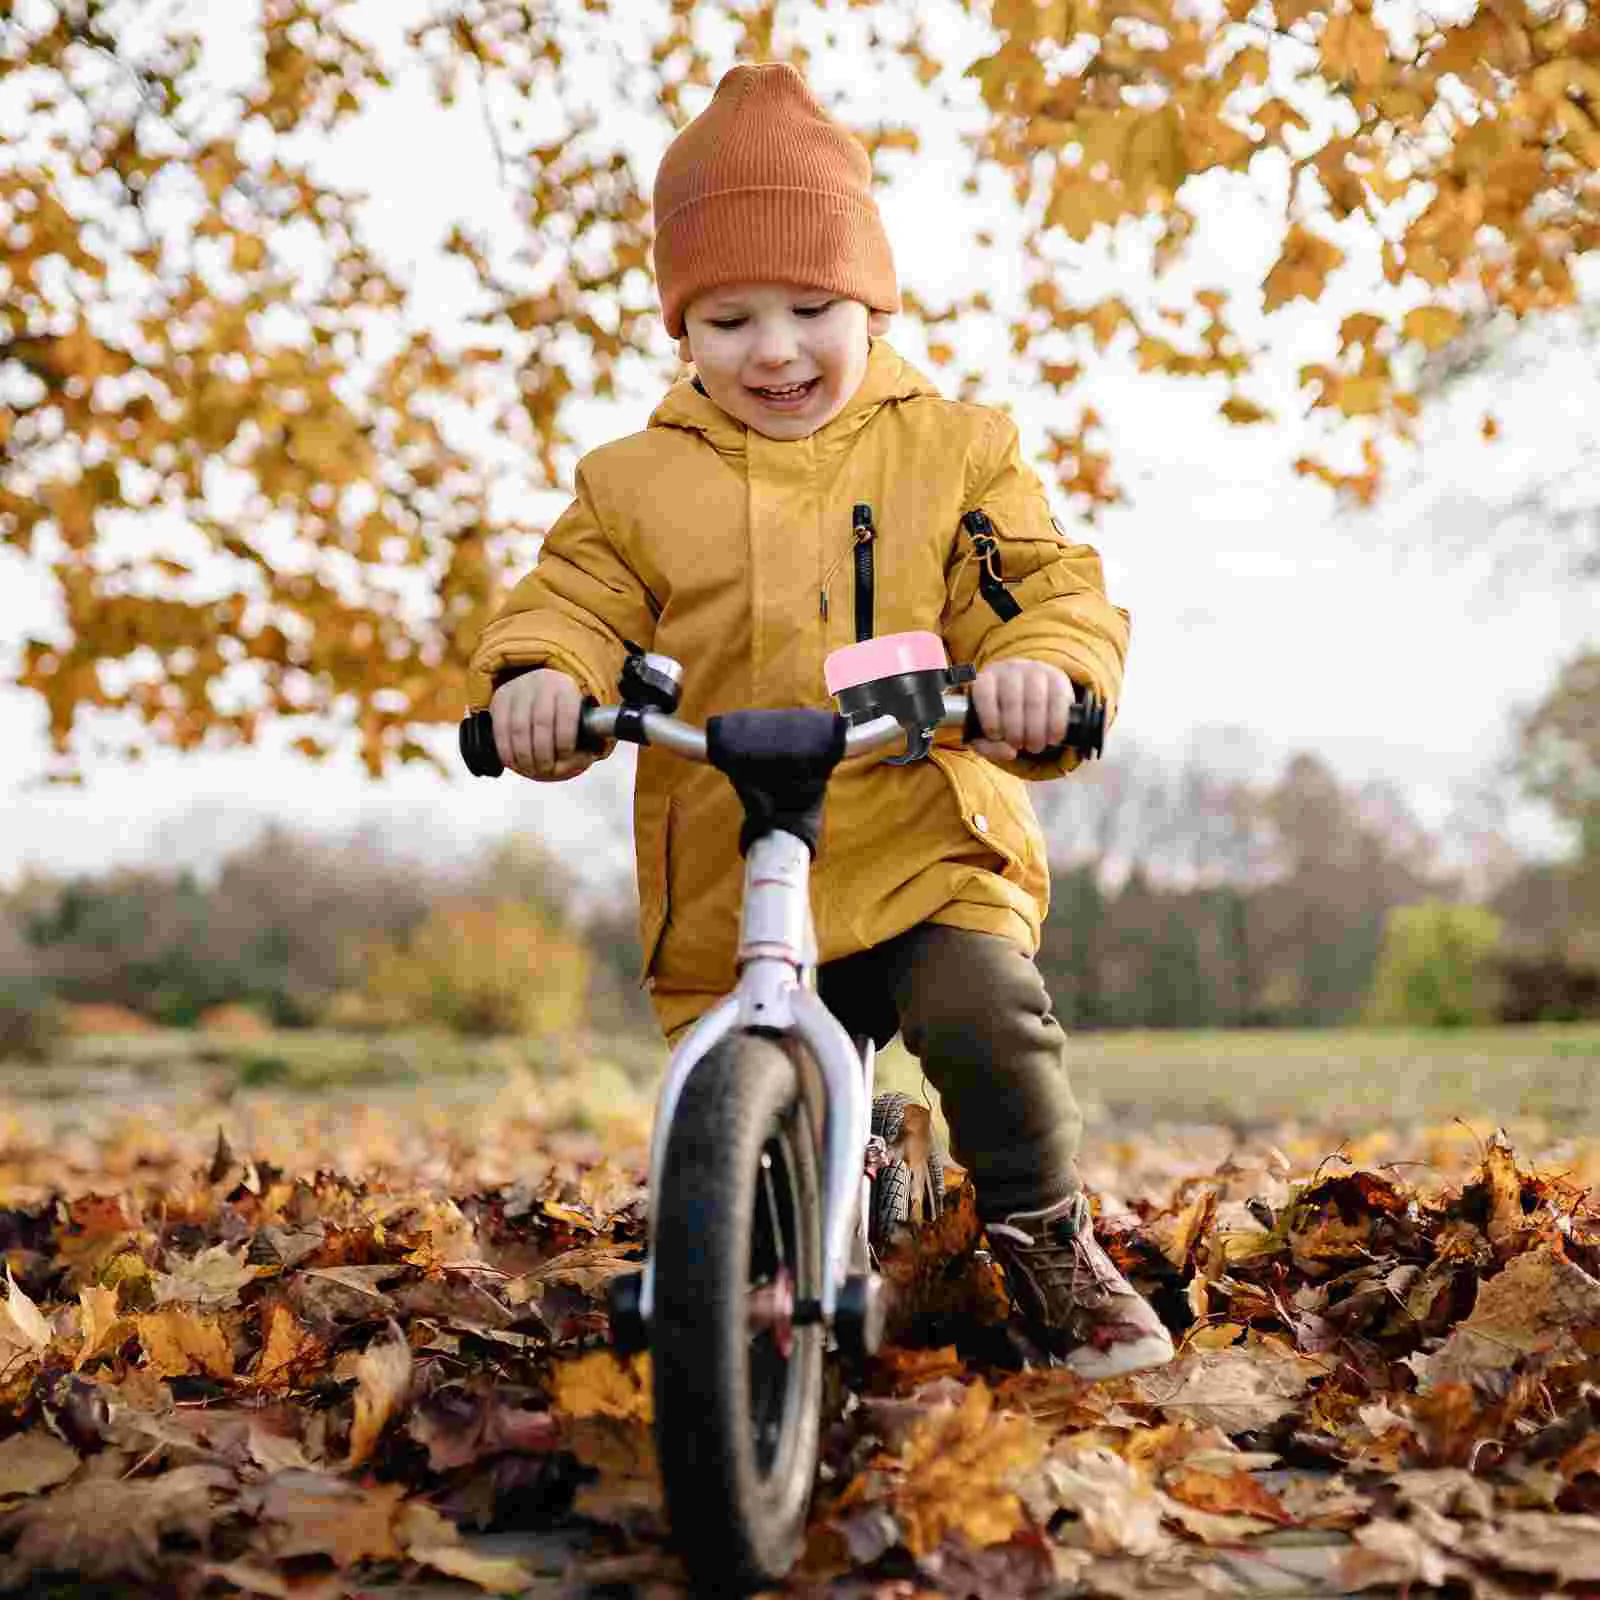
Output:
[638,826,873,1326]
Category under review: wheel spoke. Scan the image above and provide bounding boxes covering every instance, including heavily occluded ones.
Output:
[760,1148,788,1272]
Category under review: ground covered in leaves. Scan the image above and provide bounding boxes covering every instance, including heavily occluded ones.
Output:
[1,1061,1599,1596]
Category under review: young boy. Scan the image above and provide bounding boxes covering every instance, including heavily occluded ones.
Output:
[468,62,1172,1379]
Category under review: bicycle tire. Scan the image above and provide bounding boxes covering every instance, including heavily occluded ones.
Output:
[868,1090,948,1250]
[651,1032,824,1590]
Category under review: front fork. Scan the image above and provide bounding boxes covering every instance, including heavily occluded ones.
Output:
[629,830,878,1344]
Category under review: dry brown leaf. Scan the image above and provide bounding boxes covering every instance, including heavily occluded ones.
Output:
[345,1327,412,1468]
[198,1560,294,1598]
[135,1307,236,1379]
[508,1243,641,1299]
[1134,1340,1329,1434]
[1147,1189,1218,1271]
[1339,1516,1457,1590]
[252,1299,321,1392]
[0,1463,233,1581]
[75,1283,128,1369]
[0,1268,54,1374]
[410,1542,538,1591]
[1461,1510,1600,1582]
[1164,1464,1294,1524]
[1020,1442,1172,1557]
[0,1429,79,1499]
[152,1243,265,1309]
[564,1413,662,1524]
[1407,1244,1600,1392]
[253,1470,406,1567]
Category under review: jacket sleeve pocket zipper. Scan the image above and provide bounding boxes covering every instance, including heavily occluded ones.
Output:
[961,509,1022,622]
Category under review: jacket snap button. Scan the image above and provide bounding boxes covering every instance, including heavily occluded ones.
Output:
[973,813,989,832]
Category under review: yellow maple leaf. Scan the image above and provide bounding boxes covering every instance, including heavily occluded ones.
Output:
[346,1331,412,1468]
[893,1381,1045,1555]
[1333,374,1390,417]
[75,1284,127,1370]
[1321,10,1390,86]
[1263,224,1346,311]
[1220,393,1275,425]
[253,1300,320,1392]
[136,1308,235,1379]
[549,1349,653,1423]
[1401,305,1463,349]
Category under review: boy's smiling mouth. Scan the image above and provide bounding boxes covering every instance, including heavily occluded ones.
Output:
[747,377,820,408]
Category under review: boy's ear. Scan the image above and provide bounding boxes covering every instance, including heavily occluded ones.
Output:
[676,333,693,363]
[867,310,891,336]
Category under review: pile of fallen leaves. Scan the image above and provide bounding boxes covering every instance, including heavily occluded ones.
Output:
[1,1090,1599,1596]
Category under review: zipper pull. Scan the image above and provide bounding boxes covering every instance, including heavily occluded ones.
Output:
[853,502,875,544]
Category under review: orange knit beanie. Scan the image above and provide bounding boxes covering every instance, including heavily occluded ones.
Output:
[652,62,900,339]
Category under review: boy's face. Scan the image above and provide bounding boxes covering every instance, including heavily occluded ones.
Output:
[678,284,890,440]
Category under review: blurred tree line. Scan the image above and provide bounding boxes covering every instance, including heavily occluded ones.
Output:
[1031,702,1600,1029]
[3,698,1596,1055]
[0,827,652,1056]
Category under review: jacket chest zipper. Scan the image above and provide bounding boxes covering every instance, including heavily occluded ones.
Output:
[852,502,875,643]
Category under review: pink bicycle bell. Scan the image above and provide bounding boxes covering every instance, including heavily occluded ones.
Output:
[824,631,976,764]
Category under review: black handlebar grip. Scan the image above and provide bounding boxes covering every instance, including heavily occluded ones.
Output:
[961,691,1105,762]
[460,710,503,777]
[574,696,605,754]
[459,697,606,778]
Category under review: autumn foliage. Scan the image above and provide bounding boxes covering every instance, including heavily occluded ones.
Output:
[3,0,1596,773]
[0,1070,1598,1592]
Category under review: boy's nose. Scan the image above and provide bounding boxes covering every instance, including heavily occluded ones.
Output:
[750,318,799,365]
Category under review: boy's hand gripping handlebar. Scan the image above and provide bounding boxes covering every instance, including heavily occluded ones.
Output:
[459,684,1105,778]
[460,636,1104,779]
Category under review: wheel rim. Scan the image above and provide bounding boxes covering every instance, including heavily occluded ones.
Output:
[747,1120,806,1480]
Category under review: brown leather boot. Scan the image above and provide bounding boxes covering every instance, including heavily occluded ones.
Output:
[986,1191,1175,1379]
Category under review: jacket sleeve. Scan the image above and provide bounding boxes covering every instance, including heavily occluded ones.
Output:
[941,411,1131,780]
[465,459,659,711]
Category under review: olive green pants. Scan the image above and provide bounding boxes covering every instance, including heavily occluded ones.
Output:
[817,924,1083,1220]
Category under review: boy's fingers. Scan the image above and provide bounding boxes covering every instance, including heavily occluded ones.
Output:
[532,699,557,774]
[996,668,1026,746]
[550,750,597,780]
[970,737,1018,762]
[507,697,534,776]
[552,681,583,758]
[1047,676,1073,747]
[492,707,515,774]
[971,673,999,739]
[1021,669,1050,751]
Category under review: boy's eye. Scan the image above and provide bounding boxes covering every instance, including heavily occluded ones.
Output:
[707,316,746,330]
[794,301,835,318]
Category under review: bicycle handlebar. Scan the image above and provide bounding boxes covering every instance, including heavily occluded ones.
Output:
[459,692,1104,778]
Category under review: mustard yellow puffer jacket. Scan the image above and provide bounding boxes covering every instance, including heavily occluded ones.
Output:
[467,342,1130,1035]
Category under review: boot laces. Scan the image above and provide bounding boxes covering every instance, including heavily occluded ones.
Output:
[992,1192,1121,1309]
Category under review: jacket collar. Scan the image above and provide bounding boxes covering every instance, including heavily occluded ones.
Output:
[648,339,938,459]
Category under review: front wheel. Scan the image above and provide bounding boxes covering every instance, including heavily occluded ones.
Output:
[651,1032,824,1591]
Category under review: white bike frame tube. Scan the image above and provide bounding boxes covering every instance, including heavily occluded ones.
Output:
[787,984,869,1317]
[637,828,868,1324]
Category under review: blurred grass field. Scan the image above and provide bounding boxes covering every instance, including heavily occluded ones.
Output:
[874,1022,1600,1139]
[1,1021,1595,1207]
[13,1019,1598,1133]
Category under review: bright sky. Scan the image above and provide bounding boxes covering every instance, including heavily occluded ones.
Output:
[1,0,1594,892]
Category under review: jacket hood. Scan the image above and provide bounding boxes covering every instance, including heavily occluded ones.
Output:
[647,339,939,457]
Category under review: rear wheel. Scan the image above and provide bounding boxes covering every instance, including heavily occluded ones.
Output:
[651,1033,823,1591]
[868,1090,947,1251]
